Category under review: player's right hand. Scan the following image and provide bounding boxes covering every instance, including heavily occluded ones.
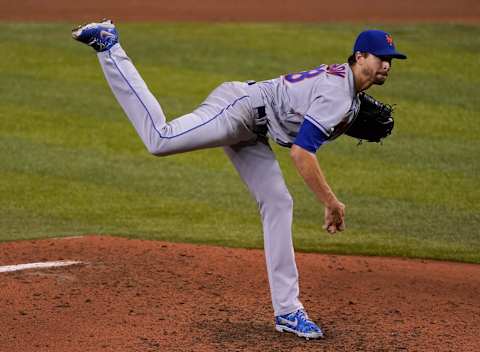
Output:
[323,200,345,234]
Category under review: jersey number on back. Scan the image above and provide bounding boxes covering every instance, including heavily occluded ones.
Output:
[284,64,346,83]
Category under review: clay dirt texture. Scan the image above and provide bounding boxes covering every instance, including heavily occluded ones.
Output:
[1,236,480,352]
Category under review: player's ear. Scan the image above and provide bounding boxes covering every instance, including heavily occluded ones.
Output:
[355,51,366,63]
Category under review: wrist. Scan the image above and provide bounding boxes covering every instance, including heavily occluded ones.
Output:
[322,192,338,208]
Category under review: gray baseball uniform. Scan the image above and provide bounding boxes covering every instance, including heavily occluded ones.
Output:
[97,44,358,316]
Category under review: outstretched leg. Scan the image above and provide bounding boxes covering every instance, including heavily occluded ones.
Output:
[224,141,303,316]
[72,21,256,156]
[97,45,256,155]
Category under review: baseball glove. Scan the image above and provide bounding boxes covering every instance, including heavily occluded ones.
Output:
[345,93,394,143]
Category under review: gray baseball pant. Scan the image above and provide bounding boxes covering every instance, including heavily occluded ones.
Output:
[97,44,303,316]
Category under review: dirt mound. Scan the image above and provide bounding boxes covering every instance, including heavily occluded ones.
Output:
[1,236,479,351]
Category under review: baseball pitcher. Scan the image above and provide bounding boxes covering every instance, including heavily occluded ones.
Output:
[72,21,406,339]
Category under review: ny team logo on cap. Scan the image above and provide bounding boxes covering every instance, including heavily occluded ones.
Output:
[386,34,394,46]
[353,29,407,60]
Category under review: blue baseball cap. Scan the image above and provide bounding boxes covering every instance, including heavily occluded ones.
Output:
[353,29,407,60]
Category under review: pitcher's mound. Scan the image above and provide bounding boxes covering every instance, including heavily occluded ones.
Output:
[1,235,479,351]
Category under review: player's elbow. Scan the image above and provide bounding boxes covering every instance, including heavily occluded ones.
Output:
[290,144,301,160]
[290,144,312,163]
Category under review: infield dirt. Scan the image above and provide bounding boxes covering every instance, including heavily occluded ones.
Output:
[1,236,479,352]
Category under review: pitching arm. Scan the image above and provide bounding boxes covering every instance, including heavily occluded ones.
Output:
[290,120,345,234]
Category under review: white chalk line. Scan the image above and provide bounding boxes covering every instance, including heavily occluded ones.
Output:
[52,236,85,240]
[0,260,83,273]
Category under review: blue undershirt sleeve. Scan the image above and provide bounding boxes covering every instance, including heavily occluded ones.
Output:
[293,119,329,153]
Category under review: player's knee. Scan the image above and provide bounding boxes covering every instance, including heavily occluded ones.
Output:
[258,191,293,212]
[279,193,294,211]
[146,144,169,157]
[146,144,160,156]
[143,138,172,156]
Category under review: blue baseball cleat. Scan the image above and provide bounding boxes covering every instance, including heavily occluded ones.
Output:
[72,19,118,52]
[275,309,324,340]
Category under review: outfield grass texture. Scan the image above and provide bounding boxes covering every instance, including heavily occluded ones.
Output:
[0,23,479,263]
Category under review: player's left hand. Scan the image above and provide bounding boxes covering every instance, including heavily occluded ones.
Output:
[323,200,345,234]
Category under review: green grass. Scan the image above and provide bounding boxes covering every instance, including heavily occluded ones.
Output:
[0,22,479,262]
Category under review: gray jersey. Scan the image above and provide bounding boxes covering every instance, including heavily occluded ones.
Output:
[257,63,360,146]
[96,46,357,318]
